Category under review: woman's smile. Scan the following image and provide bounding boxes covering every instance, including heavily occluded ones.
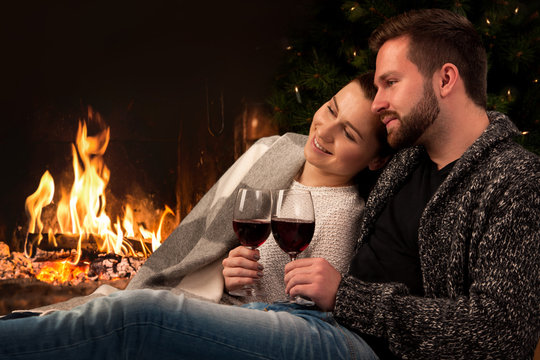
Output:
[313,136,332,155]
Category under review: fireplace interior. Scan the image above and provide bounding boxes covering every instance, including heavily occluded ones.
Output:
[0,0,317,314]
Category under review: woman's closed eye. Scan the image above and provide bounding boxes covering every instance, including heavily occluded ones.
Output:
[344,127,355,141]
[327,105,336,116]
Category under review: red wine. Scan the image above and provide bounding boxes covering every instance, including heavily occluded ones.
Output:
[232,219,271,248]
[271,218,315,254]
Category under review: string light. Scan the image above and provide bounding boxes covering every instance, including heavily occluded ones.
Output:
[514,7,519,14]
[534,79,538,84]
[294,86,302,104]
[486,18,491,25]
[351,6,356,11]
[521,131,529,135]
[353,50,357,57]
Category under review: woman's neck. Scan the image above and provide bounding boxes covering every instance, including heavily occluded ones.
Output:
[296,163,353,187]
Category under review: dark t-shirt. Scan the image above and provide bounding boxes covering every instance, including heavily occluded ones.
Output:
[349,154,455,358]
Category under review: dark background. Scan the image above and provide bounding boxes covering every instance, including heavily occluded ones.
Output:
[0,0,318,247]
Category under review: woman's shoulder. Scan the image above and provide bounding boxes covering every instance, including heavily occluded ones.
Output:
[253,132,307,148]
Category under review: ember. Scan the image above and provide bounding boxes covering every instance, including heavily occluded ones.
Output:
[0,241,144,286]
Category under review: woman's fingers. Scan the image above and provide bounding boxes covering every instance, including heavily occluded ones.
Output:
[222,246,263,291]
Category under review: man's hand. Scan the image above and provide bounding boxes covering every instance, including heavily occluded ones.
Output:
[222,246,263,293]
[284,258,341,311]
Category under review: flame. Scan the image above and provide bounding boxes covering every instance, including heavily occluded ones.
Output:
[36,260,89,285]
[24,110,175,283]
[24,171,55,257]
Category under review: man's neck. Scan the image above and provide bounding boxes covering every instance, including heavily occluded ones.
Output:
[422,105,490,170]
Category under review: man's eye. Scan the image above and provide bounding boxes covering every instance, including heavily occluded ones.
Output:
[387,80,397,86]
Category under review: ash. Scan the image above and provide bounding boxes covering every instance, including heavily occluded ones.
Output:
[0,241,146,285]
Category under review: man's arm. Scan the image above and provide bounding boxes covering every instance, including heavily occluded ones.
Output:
[333,183,540,359]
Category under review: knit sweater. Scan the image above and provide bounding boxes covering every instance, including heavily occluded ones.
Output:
[254,181,363,304]
[333,112,540,359]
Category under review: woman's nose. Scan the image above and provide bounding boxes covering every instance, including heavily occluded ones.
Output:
[318,120,338,142]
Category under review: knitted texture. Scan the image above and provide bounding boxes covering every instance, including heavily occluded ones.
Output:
[253,181,364,303]
[333,112,540,359]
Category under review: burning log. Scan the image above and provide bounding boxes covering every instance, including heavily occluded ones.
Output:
[25,233,152,259]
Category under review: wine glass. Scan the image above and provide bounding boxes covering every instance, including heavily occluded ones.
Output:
[271,188,315,305]
[229,188,272,297]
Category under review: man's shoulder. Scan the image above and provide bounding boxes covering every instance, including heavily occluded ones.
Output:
[479,140,540,193]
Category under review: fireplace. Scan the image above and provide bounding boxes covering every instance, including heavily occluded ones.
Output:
[0,0,322,314]
[0,87,278,314]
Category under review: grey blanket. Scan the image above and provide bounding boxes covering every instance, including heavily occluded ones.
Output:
[27,133,307,312]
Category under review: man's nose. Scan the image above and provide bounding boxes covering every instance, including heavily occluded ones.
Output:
[371,91,389,114]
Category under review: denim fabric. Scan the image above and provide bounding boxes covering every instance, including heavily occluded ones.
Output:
[0,289,377,360]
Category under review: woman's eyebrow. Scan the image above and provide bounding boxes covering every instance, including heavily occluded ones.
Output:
[345,121,363,140]
[332,96,339,112]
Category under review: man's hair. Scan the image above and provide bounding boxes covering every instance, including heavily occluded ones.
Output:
[369,8,487,108]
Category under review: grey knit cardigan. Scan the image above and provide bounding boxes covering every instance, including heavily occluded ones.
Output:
[334,112,540,359]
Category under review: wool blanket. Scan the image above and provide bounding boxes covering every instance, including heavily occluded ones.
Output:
[26,133,307,312]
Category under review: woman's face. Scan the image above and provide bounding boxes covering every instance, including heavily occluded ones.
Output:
[304,80,385,184]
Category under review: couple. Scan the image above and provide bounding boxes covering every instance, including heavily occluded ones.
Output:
[1,8,539,359]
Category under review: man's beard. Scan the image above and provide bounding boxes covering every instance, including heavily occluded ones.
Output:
[383,81,440,149]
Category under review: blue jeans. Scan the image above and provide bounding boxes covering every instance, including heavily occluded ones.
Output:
[0,289,377,359]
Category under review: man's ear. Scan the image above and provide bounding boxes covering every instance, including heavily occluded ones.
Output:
[438,63,459,98]
[368,154,391,171]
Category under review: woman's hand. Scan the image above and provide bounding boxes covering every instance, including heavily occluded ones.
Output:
[222,246,263,293]
[284,257,341,311]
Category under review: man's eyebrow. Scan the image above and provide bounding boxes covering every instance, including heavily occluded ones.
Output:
[376,71,396,83]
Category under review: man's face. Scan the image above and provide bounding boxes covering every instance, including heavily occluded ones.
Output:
[372,36,440,149]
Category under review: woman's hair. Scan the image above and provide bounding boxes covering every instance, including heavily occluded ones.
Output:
[369,8,487,108]
[352,71,393,199]
[355,71,378,100]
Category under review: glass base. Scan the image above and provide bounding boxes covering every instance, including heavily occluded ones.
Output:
[228,286,254,297]
[292,295,315,306]
[274,294,315,306]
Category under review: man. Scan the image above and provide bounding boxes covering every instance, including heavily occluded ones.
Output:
[1,9,538,360]
[328,8,540,358]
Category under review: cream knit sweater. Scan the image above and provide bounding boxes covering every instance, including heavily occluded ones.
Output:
[253,180,364,303]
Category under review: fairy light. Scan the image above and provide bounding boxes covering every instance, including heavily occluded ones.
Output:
[294,86,302,104]
[351,6,356,11]
[486,18,491,25]
[285,45,293,51]
[514,7,519,14]
[521,131,530,135]
[353,50,357,57]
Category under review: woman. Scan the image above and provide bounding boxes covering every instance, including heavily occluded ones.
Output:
[223,72,390,303]
[0,72,390,360]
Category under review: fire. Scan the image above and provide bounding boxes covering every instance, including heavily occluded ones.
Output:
[24,109,175,283]
[35,260,89,285]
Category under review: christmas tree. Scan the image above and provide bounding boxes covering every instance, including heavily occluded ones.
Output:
[267,0,540,154]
